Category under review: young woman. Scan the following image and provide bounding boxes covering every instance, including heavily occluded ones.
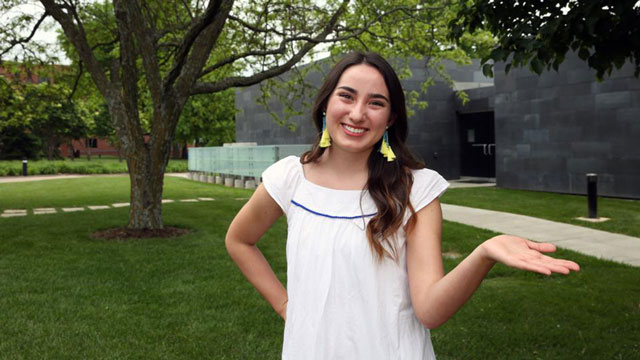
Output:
[225,52,579,359]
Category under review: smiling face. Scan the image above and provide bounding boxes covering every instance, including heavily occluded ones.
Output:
[324,63,393,155]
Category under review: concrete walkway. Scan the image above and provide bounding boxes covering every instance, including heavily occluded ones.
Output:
[1,174,638,267]
[0,173,188,183]
[442,203,640,267]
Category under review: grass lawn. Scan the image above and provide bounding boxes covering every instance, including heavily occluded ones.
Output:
[0,156,187,176]
[1,177,639,359]
[442,186,640,238]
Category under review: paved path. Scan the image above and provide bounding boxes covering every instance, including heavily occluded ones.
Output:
[0,173,188,183]
[442,203,640,267]
[0,197,248,218]
[1,174,638,267]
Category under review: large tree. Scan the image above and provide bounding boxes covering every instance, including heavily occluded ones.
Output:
[449,0,640,79]
[0,71,88,160]
[23,81,89,160]
[1,0,487,230]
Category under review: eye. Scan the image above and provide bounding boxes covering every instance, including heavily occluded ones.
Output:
[370,100,386,107]
[338,92,353,100]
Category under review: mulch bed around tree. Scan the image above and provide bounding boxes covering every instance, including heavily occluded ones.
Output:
[92,226,190,240]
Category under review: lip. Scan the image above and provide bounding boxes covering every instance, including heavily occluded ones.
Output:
[341,123,368,137]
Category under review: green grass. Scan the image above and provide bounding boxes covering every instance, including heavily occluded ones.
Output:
[1,178,639,359]
[0,157,187,176]
[442,186,640,238]
[0,175,216,211]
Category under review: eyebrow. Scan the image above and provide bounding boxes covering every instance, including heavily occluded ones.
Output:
[337,86,389,103]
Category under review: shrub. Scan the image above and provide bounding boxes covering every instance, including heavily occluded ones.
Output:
[0,158,187,176]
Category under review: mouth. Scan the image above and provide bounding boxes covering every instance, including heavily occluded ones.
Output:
[341,123,368,136]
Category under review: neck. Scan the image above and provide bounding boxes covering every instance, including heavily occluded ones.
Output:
[321,145,371,175]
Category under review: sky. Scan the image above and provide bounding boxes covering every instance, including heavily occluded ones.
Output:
[1,2,69,64]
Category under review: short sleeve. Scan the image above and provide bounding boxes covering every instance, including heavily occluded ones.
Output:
[409,168,449,214]
[261,156,302,214]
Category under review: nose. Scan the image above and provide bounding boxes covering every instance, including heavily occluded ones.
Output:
[349,101,366,123]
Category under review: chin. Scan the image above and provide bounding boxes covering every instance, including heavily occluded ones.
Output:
[333,142,375,155]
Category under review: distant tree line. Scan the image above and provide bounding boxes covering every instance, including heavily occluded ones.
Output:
[0,62,235,161]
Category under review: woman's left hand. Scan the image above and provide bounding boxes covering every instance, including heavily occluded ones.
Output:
[479,235,580,276]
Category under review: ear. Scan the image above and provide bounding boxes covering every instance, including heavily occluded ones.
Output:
[387,113,396,128]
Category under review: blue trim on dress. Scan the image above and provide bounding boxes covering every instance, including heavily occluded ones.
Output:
[290,200,377,220]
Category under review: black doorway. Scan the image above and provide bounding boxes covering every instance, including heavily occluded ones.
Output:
[458,112,495,178]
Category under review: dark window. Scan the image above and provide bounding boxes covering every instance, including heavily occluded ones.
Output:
[85,138,98,148]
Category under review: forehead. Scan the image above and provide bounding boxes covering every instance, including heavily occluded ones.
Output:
[335,64,389,96]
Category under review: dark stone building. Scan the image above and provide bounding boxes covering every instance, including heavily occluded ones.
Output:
[235,53,640,199]
[492,52,640,199]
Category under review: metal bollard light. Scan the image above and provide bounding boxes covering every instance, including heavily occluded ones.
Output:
[586,173,598,219]
[22,158,28,176]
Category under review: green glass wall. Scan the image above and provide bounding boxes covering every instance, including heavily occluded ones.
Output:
[188,144,310,178]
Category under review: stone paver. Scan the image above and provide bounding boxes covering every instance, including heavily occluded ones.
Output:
[162,199,174,203]
[441,203,640,267]
[88,205,110,210]
[33,208,57,215]
[1,212,27,217]
[112,203,130,208]
[62,207,85,212]
[4,209,27,213]
[197,197,214,201]
[179,199,198,202]
[448,181,496,189]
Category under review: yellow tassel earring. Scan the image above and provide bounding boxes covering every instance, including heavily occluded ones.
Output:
[319,113,331,148]
[379,128,396,162]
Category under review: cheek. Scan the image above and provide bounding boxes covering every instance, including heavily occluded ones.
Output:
[326,101,348,122]
[371,110,391,128]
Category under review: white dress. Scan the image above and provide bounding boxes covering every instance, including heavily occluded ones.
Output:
[262,156,449,360]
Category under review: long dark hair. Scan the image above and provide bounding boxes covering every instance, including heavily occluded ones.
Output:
[301,52,424,261]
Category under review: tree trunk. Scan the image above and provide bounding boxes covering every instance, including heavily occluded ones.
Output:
[86,142,92,161]
[181,143,188,159]
[126,146,165,229]
[46,137,55,161]
[68,140,75,161]
[172,141,180,159]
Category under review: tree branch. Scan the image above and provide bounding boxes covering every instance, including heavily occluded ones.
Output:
[163,0,231,91]
[39,0,111,97]
[172,0,234,100]
[0,12,49,60]
[180,0,195,20]
[199,40,289,77]
[227,14,287,37]
[120,1,163,106]
[199,2,423,82]
[113,0,140,123]
[191,0,349,95]
[67,59,83,102]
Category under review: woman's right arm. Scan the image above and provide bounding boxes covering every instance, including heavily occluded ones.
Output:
[225,183,288,319]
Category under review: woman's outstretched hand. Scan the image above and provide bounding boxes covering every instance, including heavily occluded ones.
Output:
[479,235,580,276]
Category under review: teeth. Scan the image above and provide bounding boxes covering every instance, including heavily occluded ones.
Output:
[344,124,365,134]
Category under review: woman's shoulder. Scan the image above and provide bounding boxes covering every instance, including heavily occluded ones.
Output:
[264,155,301,174]
[262,155,303,187]
[408,167,449,208]
[261,156,303,213]
[410,167,446,185]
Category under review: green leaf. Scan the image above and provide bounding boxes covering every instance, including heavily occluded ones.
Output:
[482,63,494,78]
[531,57,544,74]
[578,47,590,61]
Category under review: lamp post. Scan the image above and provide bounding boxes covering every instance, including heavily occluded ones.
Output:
[586,173,598,219]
